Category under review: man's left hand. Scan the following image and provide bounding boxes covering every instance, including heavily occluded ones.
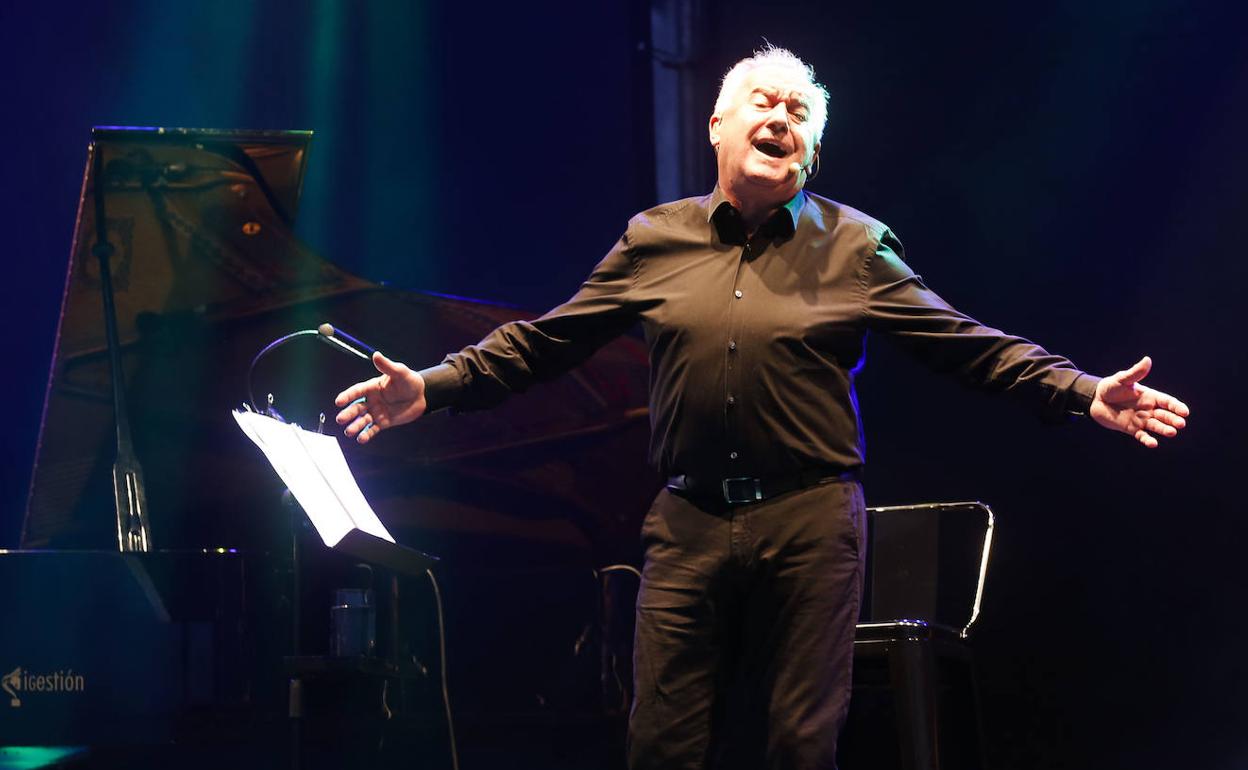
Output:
[1089,356,1189,448]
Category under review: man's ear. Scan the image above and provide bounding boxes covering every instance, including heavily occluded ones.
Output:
[708,114,722,151]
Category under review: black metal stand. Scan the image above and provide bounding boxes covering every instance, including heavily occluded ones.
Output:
[279,486,436,770]
[286,491,303,770]
[91,143,151,552]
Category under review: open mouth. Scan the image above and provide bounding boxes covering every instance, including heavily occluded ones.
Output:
[753,140,787,158]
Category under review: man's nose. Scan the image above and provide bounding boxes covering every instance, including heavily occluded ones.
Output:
[765,104,790,132]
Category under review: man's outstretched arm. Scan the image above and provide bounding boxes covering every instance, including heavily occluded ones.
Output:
[331,226,645,445]
[1089,356,1189,448]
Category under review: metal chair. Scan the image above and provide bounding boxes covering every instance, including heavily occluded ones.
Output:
[846,501,995,770]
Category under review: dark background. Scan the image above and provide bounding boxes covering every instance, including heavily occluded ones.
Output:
[1,1,1244,768]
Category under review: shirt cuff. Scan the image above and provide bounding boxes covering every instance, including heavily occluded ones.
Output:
[1066,373,1100,417]
[418,363,462,414]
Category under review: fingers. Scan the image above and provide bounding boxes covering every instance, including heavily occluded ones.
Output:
[334,351,406,408]
[1155,393,1190,419]
[1117,355,1152,386]
[1151,411,1186,431]
[1132,406,1187,448]
[372,350,405,376]
[1150,405,1187,430]
[1144,416,1178,438]
[335,377,380,408]
[344,412,379,443]
[355,423,378,444]
[334,397,368,426]
[337,395,382,444]
[1137,384,1190,429]
[341,397,387,443]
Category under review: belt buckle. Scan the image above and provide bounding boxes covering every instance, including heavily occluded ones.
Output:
[722,477,763,505]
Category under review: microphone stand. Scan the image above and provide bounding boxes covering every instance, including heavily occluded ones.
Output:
[91,143,152,552]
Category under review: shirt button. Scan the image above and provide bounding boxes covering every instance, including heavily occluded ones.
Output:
[728,340,737,351]
[729,451,739,460]
[734,290,743,299]
[727,395,736,406]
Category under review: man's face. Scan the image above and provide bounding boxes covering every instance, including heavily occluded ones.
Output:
[709,64,821,202]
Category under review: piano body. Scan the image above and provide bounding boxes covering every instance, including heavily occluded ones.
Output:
[3,127,658,754]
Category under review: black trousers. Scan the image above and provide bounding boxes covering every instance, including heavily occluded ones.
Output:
[627,480,866,770]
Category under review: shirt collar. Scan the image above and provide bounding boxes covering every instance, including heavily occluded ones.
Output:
[707,186,805,242]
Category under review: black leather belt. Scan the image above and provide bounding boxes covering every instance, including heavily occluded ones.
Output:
[666,467,859,505]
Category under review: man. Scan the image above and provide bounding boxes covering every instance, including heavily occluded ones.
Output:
[335,46,1188,770]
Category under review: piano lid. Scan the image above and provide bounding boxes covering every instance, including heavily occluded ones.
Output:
[23,126,370,547]
[54,127,370,363]
[24,127,656,555]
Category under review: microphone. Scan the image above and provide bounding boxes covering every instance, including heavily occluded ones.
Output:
[317,323,376,362]
[246,323,380,415]
[789,161,803,175]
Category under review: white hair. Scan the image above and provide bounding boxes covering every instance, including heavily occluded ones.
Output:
[713,44,830,140]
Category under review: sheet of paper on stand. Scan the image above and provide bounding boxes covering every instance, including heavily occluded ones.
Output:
[232,410,395,548]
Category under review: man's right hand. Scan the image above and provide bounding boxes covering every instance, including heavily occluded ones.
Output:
[333,351,427,444]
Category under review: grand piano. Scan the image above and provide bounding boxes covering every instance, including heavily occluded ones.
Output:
[4,127,658,763]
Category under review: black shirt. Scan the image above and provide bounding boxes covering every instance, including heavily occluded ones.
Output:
[420,188,1097,480]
